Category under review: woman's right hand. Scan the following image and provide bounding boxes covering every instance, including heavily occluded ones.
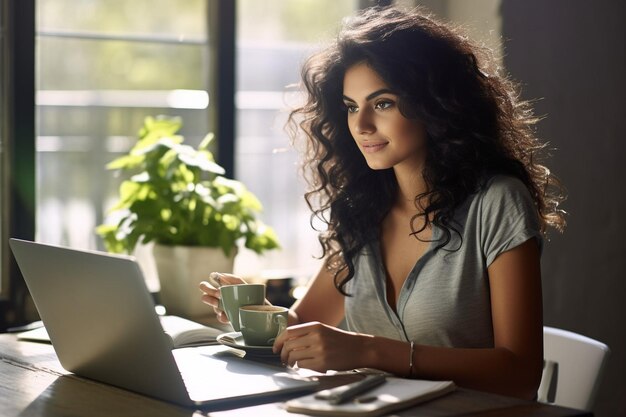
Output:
[199,272,247,324]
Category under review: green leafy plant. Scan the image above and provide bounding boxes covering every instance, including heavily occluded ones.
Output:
[96,115,280,256]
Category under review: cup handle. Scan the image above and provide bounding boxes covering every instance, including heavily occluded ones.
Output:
[276,314,288,336]
[267,315,288,345]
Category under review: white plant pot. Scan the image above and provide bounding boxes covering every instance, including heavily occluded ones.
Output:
[153,244,236,319]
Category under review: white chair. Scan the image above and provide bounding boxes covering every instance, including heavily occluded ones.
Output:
[537,326,610,411]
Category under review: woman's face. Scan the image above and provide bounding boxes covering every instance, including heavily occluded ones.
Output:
[342,62,427,173]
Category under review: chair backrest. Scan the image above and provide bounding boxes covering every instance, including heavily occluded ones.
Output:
[537,326,610,411]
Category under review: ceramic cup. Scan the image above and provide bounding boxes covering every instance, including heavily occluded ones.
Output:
[219,284,266,331]
[239,305,288,346]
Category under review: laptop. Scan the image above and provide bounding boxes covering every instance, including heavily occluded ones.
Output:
[9,238,318,409]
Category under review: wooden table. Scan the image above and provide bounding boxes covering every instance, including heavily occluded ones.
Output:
[0,333,591,417]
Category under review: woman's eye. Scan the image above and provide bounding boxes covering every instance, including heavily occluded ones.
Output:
[344,104,358,113]
[375,100,394,110]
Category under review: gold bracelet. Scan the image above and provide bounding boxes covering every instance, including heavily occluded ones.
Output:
[408,340,415,378]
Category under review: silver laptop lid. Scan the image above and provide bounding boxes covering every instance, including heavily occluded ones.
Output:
[9,238,192,406]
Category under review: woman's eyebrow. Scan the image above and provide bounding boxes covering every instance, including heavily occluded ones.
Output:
[342,88,396,103]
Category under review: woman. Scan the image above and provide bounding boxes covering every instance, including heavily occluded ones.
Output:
[199,6,566,400]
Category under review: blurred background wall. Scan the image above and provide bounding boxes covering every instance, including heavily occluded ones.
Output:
[501,2,625,416]
[409,0,625,415]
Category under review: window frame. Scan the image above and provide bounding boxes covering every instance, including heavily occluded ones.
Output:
[0,0,36,329]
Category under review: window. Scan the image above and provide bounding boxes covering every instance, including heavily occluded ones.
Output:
[36,0,210,246]
[234,0,359,280]
[34,0,363,290]
[35,0,212,289]
[27,0,373,296]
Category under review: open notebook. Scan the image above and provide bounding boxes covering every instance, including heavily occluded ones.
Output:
[9,238,318,409]
[285,377,455,416]
[17,315,223,348]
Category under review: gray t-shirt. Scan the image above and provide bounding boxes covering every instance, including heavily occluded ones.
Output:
[344,175,542,348]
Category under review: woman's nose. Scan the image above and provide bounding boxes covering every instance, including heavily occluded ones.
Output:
[353,108,375,135]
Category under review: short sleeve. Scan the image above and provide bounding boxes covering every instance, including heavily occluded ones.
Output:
[479,176,543,266]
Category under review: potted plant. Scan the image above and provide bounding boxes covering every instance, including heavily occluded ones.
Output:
[96,115,280,318]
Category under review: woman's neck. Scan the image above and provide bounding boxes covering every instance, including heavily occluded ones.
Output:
[393,167,428,214]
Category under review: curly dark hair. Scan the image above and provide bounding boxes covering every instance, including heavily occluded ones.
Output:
[287,6,566,294]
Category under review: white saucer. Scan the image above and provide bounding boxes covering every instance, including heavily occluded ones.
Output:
[216,332,278,357]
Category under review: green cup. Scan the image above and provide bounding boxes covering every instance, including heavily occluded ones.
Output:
[239,305,288,346]
[219,284,266,331]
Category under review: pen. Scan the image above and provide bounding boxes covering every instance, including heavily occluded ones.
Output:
[316,374,387,405]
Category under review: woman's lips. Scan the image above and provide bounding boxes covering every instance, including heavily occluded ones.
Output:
[361,142,388,153]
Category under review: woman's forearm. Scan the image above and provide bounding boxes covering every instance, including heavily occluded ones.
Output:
[362,335,541,400]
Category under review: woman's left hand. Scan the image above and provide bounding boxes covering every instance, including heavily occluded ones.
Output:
[198,272,247,324]
[273,321,370,372]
